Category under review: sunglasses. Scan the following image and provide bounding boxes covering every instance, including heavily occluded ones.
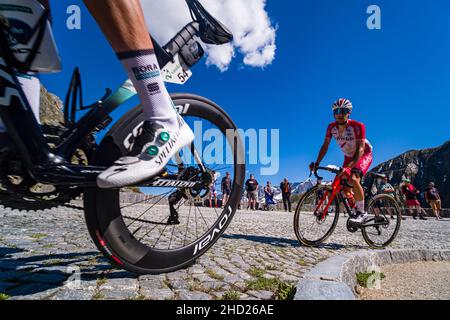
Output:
[333,108,351,115]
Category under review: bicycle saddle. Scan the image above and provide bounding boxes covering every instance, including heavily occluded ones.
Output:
[186,0,233,45]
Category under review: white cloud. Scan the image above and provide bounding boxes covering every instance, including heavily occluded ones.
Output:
[140,0,277,71]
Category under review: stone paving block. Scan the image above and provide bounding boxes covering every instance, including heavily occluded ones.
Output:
[51,289,94,300]
[0,281,16,292]
[101,278,139,291]
[19,273,67,284]
[176,290,213,300]
[390,250,423,264]
[7,283,59,299]
[295,279,355,300]
[139,279,167,290]
[246,290,274,300]
[140,288,174,300]
[99,289,139,300]
[302,255,348,281]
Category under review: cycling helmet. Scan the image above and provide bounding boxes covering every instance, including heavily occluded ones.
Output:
[332,98,353,111]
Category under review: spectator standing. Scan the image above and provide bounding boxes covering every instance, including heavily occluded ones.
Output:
[378,176,405,220]
[208,174,218,208]
[245,174,259,210]
[221,172,232,207]
[401,178,427,220]
[264,181,275,211]
[280,178,292,212]
[425,182,442,220]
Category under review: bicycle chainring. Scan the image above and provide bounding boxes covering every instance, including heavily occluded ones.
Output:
[0,125,95,211]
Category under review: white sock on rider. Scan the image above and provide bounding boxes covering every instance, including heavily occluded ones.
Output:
[117,49,178,130]
[356,200,365,213]
[0,73,41,133]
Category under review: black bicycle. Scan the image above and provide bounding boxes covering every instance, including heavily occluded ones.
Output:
[293,165,402,249]
[0,0,245,274]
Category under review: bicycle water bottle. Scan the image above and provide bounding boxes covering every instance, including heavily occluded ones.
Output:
[344,192,356,209]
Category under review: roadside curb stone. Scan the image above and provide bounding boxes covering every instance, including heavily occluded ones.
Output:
[295,249,450,300]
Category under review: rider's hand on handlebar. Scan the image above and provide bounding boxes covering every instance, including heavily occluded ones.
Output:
[309,162,319,172]
[339,166,352,178]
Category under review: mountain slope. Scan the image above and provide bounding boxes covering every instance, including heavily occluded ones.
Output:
[367,141,450,207]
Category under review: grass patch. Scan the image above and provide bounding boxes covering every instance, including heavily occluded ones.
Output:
[248,267,265,278]
[275,282,296,300]
[92,292,105,300]
[97,276,107,287]
[220,291,241,300]
[246,272,296,301]
[265,265,277,271]
[0,293,10,300]
[205,268,224,281]
[30,233,47,241]
[188,280,205,292]
[43,259,63,266]
[42,244,54,249]
[356,271,386,288]
[297,259,308,266]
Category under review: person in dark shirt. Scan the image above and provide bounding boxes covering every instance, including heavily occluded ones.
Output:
[221,172,232,207]
[280,178,292,212]
[245,174,259,210]
[401,178,427,220]
[425,182,442,220]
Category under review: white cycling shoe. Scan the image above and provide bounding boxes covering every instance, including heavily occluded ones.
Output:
[349,211,369,225]
[97,116,194,189]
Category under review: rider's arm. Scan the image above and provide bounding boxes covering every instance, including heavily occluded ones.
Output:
[315,137,331,166]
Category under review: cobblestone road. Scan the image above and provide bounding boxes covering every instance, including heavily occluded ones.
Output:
[1,204,449,300]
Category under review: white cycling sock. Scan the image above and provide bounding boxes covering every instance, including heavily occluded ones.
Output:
[356,200,365,213]
[117,49,178,130]
[0,73,41,133]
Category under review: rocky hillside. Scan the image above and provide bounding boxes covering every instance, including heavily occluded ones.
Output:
[367,141,450,207]
[39,85,64,125]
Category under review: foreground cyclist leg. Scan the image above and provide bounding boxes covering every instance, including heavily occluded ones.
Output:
[83,0,194,188]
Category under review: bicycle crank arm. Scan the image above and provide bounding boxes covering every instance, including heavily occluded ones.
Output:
[34,163,106,186]
[359,221,389,228]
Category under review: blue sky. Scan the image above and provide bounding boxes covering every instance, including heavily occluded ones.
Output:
[41,0,450,184]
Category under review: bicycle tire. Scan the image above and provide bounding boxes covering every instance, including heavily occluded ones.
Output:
[361,194,401,249]
[293,185,340,247]
[83,93,245,274]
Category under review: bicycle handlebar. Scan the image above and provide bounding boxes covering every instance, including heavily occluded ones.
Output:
[309,165,354,189]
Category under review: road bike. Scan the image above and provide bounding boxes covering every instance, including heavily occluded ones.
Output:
[293,165,402,249]
[0,0,245,274]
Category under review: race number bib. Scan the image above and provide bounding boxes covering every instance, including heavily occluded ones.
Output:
[162,54,192,85]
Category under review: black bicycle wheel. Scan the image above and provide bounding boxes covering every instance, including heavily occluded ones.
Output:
[84,93,245,274]
[293,185,340,247]
[361,194,401,249]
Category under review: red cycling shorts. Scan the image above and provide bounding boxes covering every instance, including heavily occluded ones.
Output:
[343,150,373,176]
[406,199,421,207]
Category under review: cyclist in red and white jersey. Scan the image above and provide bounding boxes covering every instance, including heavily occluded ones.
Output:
[312,98,373,224]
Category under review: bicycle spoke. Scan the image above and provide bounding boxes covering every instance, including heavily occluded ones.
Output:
[125,189,175,228]
[183,204,193,246]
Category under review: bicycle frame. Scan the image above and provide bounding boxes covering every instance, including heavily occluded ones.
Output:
[316,175,348,220]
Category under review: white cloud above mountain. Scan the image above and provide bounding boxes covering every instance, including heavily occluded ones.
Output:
[140,0,277,71]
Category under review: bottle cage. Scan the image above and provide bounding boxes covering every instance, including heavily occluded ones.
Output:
[185,0,233,45]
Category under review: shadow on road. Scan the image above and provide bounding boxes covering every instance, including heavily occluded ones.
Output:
[0,248,119,298]
[222,233,366,251]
